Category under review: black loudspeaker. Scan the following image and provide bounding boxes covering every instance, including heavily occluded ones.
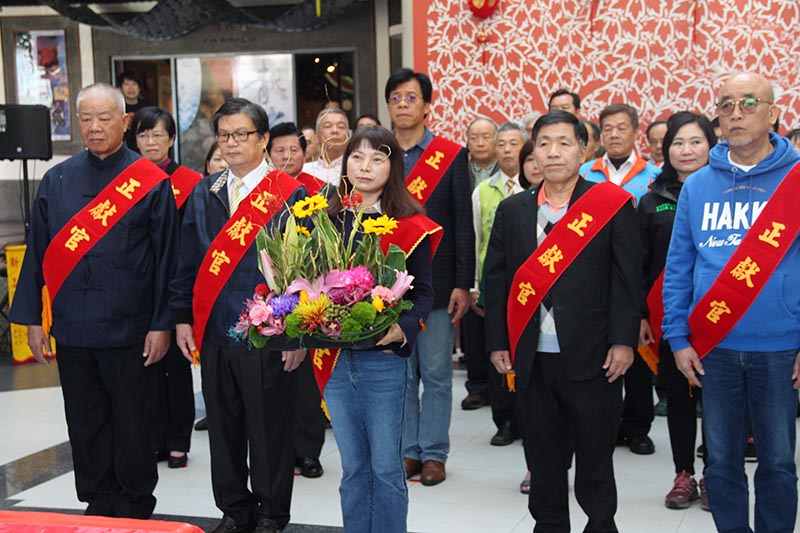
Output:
[0,104,53,160]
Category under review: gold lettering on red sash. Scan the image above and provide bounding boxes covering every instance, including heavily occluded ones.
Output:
[226,217,255,246]
[313,348,331,371]
[64,226,90,251]
[567,212,594,237]
[538,244,564,274]
[88,200,118,227]
[730,256,760,288]
[706,300,731,324]
[250,190,276,214]
[209,249,231,275]
[172,186,180,198]
[425,150,445,170]
[516,282,536,305]
[758,221,785,248]
[115,178,141,200]
[407,176,428,200]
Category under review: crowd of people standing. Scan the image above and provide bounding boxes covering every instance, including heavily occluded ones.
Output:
[8,68,800,533]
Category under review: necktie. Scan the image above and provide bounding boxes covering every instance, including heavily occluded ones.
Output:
[229,175,245,215]
[506,178,516,196]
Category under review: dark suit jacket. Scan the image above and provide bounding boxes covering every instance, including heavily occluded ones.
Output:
[423,147,475,309]
[484,178,641,387]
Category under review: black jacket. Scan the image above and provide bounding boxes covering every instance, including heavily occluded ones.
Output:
[483,179,641,387]
[637,176,682,317]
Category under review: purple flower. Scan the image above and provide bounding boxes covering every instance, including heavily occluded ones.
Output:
[321,320,342,338]
[271,293,300,317]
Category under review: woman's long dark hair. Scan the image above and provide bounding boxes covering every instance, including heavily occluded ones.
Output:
[517,138,535,189]
[328,126,423,218]
[659,111,717,183]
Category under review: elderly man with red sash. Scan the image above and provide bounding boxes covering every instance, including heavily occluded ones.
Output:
[170,98,306,533]
[9,83,178,519]
[485,110,641,532]
[384,68,474,487]
[663,72,800,533]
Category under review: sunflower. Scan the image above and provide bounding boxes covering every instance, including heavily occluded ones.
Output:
[292,194,329,218]
[362,214,398,236]
[295,292,331,330]
[295,226,311,237]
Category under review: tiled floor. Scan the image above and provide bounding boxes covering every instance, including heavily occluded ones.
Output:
[0,357,797,532]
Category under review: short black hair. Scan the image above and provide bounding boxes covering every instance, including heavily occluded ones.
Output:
[660,111,717,183]
[267,122,306,154]
[130,106,176,138]
[583,120,600,142]
[213,97,270,136]
[599,103,639,129]
[355,113,382,129]
[116,70,140,87]
[531,110,588,147]
[710,116,720,129]
[384,68,433,103]
[787,128,800,142]
[548,89,580,110]
[646,120,668,140]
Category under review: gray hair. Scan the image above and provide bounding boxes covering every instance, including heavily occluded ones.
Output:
[467,116,498,133]
[315,108,349,130]
[76,83,125,114]
[496,121,526,142]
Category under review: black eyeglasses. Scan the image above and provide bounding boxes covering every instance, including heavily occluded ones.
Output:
[716,97,772,116]
[216,130,258,143]
[387,94,420,106]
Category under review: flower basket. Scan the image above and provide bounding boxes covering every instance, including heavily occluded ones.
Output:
[230,193,415,351]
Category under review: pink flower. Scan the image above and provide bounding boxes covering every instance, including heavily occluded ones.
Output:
[259,250,279,293]
[390,270,414,300]
[371,285,395,303]
[347,265,375,292]
[321,320,342,338]
[249,301,273,325]
[286,275,330,300]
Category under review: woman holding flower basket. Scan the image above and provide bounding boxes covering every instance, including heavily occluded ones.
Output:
[232,126,439,532]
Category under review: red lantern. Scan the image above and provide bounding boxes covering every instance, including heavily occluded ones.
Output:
[468,0,499,19]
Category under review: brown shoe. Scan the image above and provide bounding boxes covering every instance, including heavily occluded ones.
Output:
[420,460,446,486]
[404,457,422,479]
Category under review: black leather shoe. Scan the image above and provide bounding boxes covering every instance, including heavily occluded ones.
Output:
[211,516,254,533]
[194,417,208,431]
[297,457,323,478]
[253,518,279,533]
[168,453,188,469]
[490,420,520,446]
[461,393,489,410]
[628,435,655,455]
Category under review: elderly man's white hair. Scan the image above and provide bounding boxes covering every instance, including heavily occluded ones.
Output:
[76,83,126,114]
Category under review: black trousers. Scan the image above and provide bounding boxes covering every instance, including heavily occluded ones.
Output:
[153,339,195,454]
[293,355,326,460]
[461,308,489,396]
[620,350,654,438]
[56,343,158,519]
[658,340,706,474]
[201,344,296,529]
[518,353,622,533]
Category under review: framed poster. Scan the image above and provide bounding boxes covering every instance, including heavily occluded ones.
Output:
[175,53,294,172]
[1,17,82,155]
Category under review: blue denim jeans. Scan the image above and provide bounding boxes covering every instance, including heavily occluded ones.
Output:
[700,348,799,533]
[324,349,408,533]
[402,308,454,463]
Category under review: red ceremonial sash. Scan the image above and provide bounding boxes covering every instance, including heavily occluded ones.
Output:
[380,213,443,260]
[405,135,462,206]
[191,170,301,355]
[42,158,168,317]
[638,270,664,374]
[589,154,648,189]
[296,172,326,196]
[687,161,800,358]
[170,166,203,209]
[310,214,442,396]
[506,182,633,361]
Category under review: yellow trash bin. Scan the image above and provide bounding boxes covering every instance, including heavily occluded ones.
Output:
[5,244,56,364]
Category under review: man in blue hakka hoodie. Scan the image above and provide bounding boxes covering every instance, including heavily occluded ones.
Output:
[663,72,800,533]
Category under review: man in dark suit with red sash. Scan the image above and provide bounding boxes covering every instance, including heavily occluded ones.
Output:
[663,72,800,533]
[385,68,474,487]
[484,111,641,532]
[10,83,178,519]
[170,98,306,533]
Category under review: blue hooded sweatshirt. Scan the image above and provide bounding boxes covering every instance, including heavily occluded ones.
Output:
[662,133,800,353]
